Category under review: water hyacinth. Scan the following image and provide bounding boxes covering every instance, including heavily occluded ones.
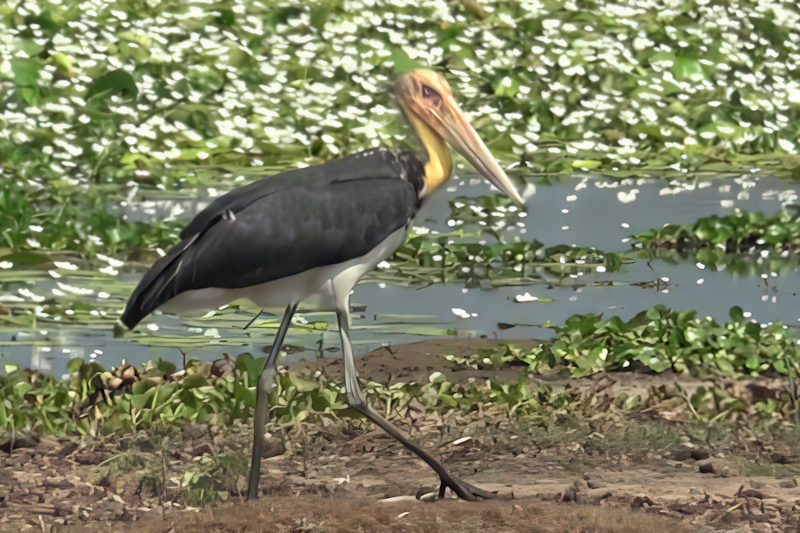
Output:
[2,0,800,194]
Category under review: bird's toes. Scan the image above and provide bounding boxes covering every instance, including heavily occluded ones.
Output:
[461,480,502,500]
[434,477,500,501]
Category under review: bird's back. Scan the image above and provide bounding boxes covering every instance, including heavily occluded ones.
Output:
[121,149,425,329]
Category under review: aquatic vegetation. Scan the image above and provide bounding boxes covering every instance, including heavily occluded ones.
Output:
[3,0,800,187]
[632,207,800,254]
[636,247,800,278]
[443,342,532,370]
[0,351,570,438]
[370,194,624,286]
[3,310,797,441]
[382,231,622,287]
[446,306,800,418]
[1,202,795,348]
[0,354,330,437]
[0,179,183,261]
[1,0,798,347]
[447,305,800,379]
[631,207,800,274]
[522,305,800,379]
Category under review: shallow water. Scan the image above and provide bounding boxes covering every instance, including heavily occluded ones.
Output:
[1,172,798,378]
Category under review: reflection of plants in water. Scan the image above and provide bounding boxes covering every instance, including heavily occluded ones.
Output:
[632,207,800,251]
[374,194,626,287]
[379,232,623,287]
[447,194,528,240]
[631,207,800,276]
[637,247,800,277]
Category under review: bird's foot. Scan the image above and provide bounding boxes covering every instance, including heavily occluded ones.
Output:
[437,476,498,501]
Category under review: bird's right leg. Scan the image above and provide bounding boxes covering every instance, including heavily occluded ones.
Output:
[335,309,496,501]
[247,303,297,500]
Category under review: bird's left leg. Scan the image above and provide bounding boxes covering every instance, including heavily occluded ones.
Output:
[247,303,297,500]
[335,308,496,501]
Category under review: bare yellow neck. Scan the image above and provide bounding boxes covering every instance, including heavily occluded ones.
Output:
[408,115,452,193]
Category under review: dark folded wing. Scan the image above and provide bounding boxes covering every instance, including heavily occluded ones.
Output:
[179,149,423,239]
[121,172,419,328]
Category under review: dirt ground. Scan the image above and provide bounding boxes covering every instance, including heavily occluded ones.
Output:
[1,339,799,532]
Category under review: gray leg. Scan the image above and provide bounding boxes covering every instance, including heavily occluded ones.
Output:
[247,303,297,500]
[335,308,496,501]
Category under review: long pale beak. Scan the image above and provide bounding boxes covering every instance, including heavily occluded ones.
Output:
[435,99,524,207]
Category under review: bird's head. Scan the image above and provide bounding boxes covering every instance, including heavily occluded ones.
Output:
[395,69,523,206]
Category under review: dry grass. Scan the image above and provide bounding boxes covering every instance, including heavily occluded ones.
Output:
[127,496,694,533]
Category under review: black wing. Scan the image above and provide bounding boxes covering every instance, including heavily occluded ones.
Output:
[121,150,423,328]
[180,149,423,239]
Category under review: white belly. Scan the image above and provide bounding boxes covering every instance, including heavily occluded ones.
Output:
[160,227,407,314]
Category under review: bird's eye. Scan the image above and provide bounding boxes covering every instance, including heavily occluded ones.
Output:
[421,84,440,100]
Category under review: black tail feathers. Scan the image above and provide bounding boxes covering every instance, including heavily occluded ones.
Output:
[120,237,194,328]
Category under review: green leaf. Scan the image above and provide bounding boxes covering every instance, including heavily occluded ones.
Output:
[572,159,602,170]
[11,58,42,86]
[66,358,84,373]
[130,393,150,410]
[0,251,51,265]
[289,374,319,392]
[672,55,705,81]
[235,354,265,386]
[647,51,675,69]
[183,374,208,389]
[217,8,236,26]
[86,69,138,100]
[750,16,788,47]
[385,47,425,73]
[131,379,156,395]
[14,381,33,396]
[233,382,253,405]
[155,359,177,375]
[492,75,519,98]
[308,5,331,30]
[51,53,74,75]
[698,121,742,140]
[715,357,734,374]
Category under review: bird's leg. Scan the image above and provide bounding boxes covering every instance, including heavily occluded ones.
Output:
[243,309,264,330]
[335,309,496,501]
[247,303,297,500]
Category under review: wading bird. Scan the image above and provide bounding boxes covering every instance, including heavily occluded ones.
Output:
[121,69,524,501]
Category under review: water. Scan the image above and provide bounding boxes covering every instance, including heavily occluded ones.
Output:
[1,173,798,378]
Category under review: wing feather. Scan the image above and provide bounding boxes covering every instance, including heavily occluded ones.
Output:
[121,154,422,329]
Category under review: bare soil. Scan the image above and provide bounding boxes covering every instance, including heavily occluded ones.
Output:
[2,339,799,532]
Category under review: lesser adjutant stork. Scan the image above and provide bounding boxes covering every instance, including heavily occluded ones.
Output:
[121,69,524,501]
